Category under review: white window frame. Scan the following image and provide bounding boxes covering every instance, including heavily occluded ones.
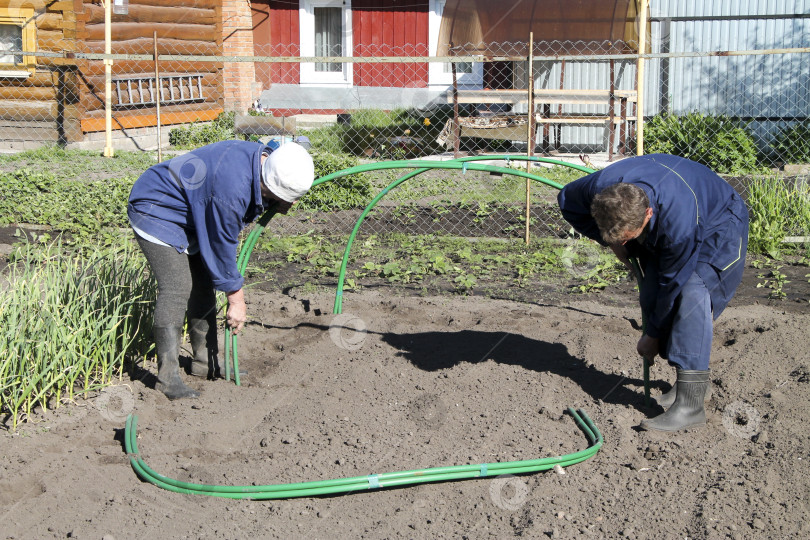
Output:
[428,0,482,89]
[0,7,36,75]
[299,0,353,87]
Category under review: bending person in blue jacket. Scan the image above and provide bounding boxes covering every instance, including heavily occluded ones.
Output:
[557,154,748,431]
[128,139,315,400]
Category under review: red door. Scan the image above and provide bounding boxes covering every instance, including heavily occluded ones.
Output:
[252,0,301,88]
[353,0,429,88]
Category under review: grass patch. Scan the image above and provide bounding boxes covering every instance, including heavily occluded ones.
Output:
[252,232,626,296]
[747,175,810,257]
[0,146,156,181]
[0,167,134,243]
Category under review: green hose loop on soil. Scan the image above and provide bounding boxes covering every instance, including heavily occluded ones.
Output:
[124,408,602,499]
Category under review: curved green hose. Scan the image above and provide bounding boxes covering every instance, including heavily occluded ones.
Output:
[125,408,602,499]
[223,208,280,384]
[225,157,595,383]
[332,156,576,314]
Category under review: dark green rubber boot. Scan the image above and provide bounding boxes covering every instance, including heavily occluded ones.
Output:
[655,370,712,409]
[188,317,220,379]
[155,326,200,400]
[641,369,709,432]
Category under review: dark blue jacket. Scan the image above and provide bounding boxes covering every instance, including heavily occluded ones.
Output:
[128,140,268,293]
[557,154,748,338]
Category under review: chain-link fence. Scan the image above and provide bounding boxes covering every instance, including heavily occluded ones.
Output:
[0,1,808,244]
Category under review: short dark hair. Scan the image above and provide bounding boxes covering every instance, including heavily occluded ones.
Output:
[591,183,649,244]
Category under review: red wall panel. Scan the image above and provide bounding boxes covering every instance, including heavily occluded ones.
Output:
[353,0,429,88]
[252,0,301,87]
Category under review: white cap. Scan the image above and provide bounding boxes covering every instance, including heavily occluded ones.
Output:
[261,143,315,203]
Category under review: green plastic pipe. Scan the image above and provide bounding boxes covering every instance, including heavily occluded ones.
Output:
[629,257,651,406]
[125,408,602,499]
[222,207,281,384]
[225,157,595,382]
[326,158,592,313]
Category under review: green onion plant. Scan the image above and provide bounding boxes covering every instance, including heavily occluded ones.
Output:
[0,238,155,429]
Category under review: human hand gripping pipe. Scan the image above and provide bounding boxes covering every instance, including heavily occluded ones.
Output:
[223,202,281,385]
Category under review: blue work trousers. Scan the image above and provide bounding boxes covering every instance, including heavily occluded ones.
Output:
[639,265,713,371]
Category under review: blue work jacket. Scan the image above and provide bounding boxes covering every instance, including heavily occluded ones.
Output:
[557,154,748,338]
[128,140,269,293]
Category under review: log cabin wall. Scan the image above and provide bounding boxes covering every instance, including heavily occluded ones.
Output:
[75,0,225,134]
[0,1,81,148]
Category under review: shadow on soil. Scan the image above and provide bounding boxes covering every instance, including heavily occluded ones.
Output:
[270,320,661,415]
[382,329,660,414]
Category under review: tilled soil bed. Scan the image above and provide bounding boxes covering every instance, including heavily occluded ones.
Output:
[1,258,809,539]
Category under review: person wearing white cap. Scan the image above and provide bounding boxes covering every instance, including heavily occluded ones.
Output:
[128,140,315,400]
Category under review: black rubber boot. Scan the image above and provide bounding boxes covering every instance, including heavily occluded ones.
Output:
[188,317,220,379]
[640,369,709,432]
[155,326,200,400]
[655,371,712,409]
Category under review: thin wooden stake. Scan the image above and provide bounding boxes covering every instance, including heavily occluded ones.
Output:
[525,32,534,246]
[154,31,162,162]
[636,0,649,155]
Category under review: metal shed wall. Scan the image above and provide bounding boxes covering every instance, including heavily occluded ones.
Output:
[536,1,809,153]
[644,0,810,151]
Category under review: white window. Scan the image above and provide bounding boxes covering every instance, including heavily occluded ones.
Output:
[428,0,482,89]
[300,0,353,86]
[0,7,36,75]
[0,24,22,65]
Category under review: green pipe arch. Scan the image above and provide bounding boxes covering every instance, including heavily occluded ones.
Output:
[327,156,596,314]
[226,156,595,383]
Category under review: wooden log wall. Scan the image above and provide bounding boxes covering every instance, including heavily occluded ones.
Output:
[0,0,224,142]
[0,1,80,143]
[75,0,223,131]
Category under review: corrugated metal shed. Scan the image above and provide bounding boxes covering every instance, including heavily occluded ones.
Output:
[644,0,810,150]
[535,1,809,153]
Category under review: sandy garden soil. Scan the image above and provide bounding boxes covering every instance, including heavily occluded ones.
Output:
[1,249,809,540]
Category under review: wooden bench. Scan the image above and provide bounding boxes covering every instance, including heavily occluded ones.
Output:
[445,88,637,159]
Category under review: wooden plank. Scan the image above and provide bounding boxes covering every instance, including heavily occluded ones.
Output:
[81,38,219,56]
[80,59,220,77]
[47,1,74,12]
[79,91,221,114]
[265,1,299,85]
[84,22,217,42]
[38,12,66,32]
[0,72,58,88]
[0,86,57,101]
[80,106,224,132]
[100,0,219,9]
[533,115,637,124]
[451,89,638,105]
[83,4,215,25]
[0,100,58,121]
